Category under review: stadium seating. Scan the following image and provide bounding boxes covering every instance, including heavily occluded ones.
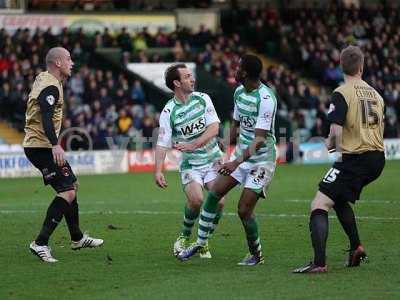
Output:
[0,27,158,149]
[1,3,399,150]
[222,3,399,138]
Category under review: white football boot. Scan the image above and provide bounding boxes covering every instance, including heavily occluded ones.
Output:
[199,241,212,259]
[29,241,58,263]
[173,235,189,257]
[71,232,104,250]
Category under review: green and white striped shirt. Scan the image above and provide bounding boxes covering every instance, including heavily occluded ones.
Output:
[157,92,222,170]
[232,83,277,164]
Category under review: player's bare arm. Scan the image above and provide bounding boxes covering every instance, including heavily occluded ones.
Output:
[229,120,239,145]
[325,123,343,152]
[154,145,169,188]
[219,128,267,176]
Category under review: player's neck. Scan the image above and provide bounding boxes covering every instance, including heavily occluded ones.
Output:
[174,90,191,104]
[344,74,362,84]
[47,67,63,83]
[243,80,261,93]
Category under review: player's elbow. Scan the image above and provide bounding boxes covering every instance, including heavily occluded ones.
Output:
[330,124,343,143]
[330,124,343,137]
[208,123,219,137]
[254,136,266,150]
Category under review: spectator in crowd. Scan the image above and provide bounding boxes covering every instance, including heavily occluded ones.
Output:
[131,80,145,105]
[117,109,132,136]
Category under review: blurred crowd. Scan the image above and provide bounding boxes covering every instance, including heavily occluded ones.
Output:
[113,25,328,141]
[0,27,158,149]
[222,2,400,138]
[27,0,212,11]
[1,2,400,151]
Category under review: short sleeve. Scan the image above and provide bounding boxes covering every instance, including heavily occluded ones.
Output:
[255,95,276,131]
[233,101,239,121]
[327,92,348,126]
[203,94,220,125]
[157,108,173,148]
[233,88,240,121]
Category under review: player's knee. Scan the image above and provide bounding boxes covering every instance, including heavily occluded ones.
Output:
[311,199,330,212]
[311,191,334,212]
[237,206,251,220]
[218,200,225,211]
[210,184,225,199]
[188,196,203,210]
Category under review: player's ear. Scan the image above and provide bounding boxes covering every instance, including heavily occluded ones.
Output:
[173,79,180,88]
[55,58,62,68]
[242,70,248,80]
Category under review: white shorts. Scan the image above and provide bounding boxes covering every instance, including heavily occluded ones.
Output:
[230,161,276,196]
[180,163,220,187]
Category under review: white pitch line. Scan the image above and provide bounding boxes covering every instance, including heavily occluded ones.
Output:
[0,209,399,221]
[283,199,397,205]
[0,199,397,207]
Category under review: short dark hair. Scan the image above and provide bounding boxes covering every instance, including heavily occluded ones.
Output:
[241,54,263,80]
[340,45,364,76]
[165,63,187,91]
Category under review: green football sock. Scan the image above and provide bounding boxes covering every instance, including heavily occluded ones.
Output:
[242,217,262,255]
[181,205,200,238]
[209,209,223,235]
[196,192,221,245]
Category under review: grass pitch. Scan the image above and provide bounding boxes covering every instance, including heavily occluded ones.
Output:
[1,161,400,300]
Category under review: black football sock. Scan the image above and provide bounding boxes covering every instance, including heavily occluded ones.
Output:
[64,197,84,242]
[35,196,70,246]
[333,203,360,251]
[310,209,329,267]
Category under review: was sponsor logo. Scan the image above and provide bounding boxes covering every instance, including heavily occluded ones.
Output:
[239,115,256,128]
[179,117,206,137]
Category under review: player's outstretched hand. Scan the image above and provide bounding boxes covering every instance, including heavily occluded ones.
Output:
[218,161,240,176]
[154,172,168,188]
[174,142,197,152]
[52,145,65,167]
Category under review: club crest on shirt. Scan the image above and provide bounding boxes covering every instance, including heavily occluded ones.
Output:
[328,103,335,114]
[262,112,272,122]
[62,166,70,177]
[46,95,55,105]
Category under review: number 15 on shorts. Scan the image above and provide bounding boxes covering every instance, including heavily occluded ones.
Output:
[322,168,340,183]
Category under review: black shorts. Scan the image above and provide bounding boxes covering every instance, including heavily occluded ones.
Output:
[318,151,385,204]
[24,147,77,193]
